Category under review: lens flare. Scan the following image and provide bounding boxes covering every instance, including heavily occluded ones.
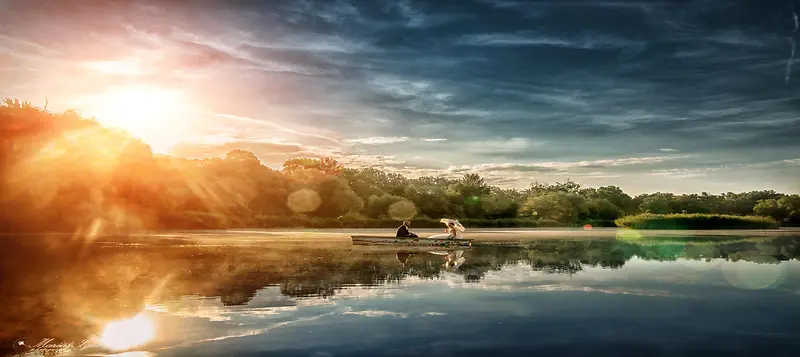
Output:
[721,258,786,290]
[287,189,322,213]
[388,200,417,220]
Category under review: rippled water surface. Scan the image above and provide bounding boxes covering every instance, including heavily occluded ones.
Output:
[2,233,800,357]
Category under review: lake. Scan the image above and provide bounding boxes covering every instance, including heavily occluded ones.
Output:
[2,231,800,357]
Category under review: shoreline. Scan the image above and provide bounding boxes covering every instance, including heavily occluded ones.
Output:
[4,228,797,244]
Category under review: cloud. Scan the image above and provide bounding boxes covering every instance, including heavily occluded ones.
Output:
[458,33,573,47]
[448,156,681,174]
[170,138,312,165]
[213,113,342,145]
[777,158,800,166]
[456,31,644,51]
[649,168,722,179]
[703,29,773,48]
[344,136,410,145]
[575,156,680,168]
[2,0,799,193]
[238,33,373,54]
[334,153,414,171]
[648,158,800,178]
[449,163,561,174]
[366,74,495,119]
[169,30,331,76]
[660,148,680,152]
[472,138,537,153]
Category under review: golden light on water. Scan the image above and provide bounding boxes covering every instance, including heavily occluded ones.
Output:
[106,352,156,357]
[99,313,155,351]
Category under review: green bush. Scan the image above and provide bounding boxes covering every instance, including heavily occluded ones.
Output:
[615,213,779,230]
[535,219,563,228]
[577,220,617,228]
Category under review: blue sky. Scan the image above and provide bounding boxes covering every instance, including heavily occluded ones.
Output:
[1,0,798,194]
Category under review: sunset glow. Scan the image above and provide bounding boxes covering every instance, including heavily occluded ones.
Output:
[80,86,190,152]
[84,58,143,76]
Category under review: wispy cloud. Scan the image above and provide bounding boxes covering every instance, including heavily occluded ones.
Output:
[649,168,722,179]
[659,148,680,152]
[344,136,409,145]
[335,153,411,170]
[458,33,573,47]
[449,163,560,174]
[421,138,448,142]
[457,31,644,51]
[213,113,342,145]
[450,156,681,174]
[703,29,772,48]
[649,157,800,178]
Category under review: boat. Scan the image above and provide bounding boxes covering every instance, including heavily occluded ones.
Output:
[350,235,472,247]
[351,218,472,247]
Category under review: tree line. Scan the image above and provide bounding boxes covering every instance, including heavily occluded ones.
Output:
[1,99,798,232]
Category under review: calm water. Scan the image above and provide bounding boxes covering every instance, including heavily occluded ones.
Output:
[2,234,800,357]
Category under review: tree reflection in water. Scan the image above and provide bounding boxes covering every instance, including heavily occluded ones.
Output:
[0,235,798,355]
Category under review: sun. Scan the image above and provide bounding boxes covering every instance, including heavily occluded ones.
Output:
[82,85,190,152]
[99,313,156,351]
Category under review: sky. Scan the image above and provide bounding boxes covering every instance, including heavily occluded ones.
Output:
[1,0,799,194]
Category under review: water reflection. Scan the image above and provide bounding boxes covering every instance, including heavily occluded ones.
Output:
[398,250,468,270]
[99,313,155,352]
[1,235,799,356]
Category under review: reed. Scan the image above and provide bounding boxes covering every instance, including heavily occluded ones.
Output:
[615,213,779,230]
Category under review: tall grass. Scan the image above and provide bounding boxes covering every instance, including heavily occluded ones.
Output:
[615,213,779,230]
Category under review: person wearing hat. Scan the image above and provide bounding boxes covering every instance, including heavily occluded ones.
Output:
[396,220,418,238]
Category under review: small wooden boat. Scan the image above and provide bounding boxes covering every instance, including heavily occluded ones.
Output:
[350,235,472,247]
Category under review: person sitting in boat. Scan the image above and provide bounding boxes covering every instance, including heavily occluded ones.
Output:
[396,220,418,238]
[445,221,464,240]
